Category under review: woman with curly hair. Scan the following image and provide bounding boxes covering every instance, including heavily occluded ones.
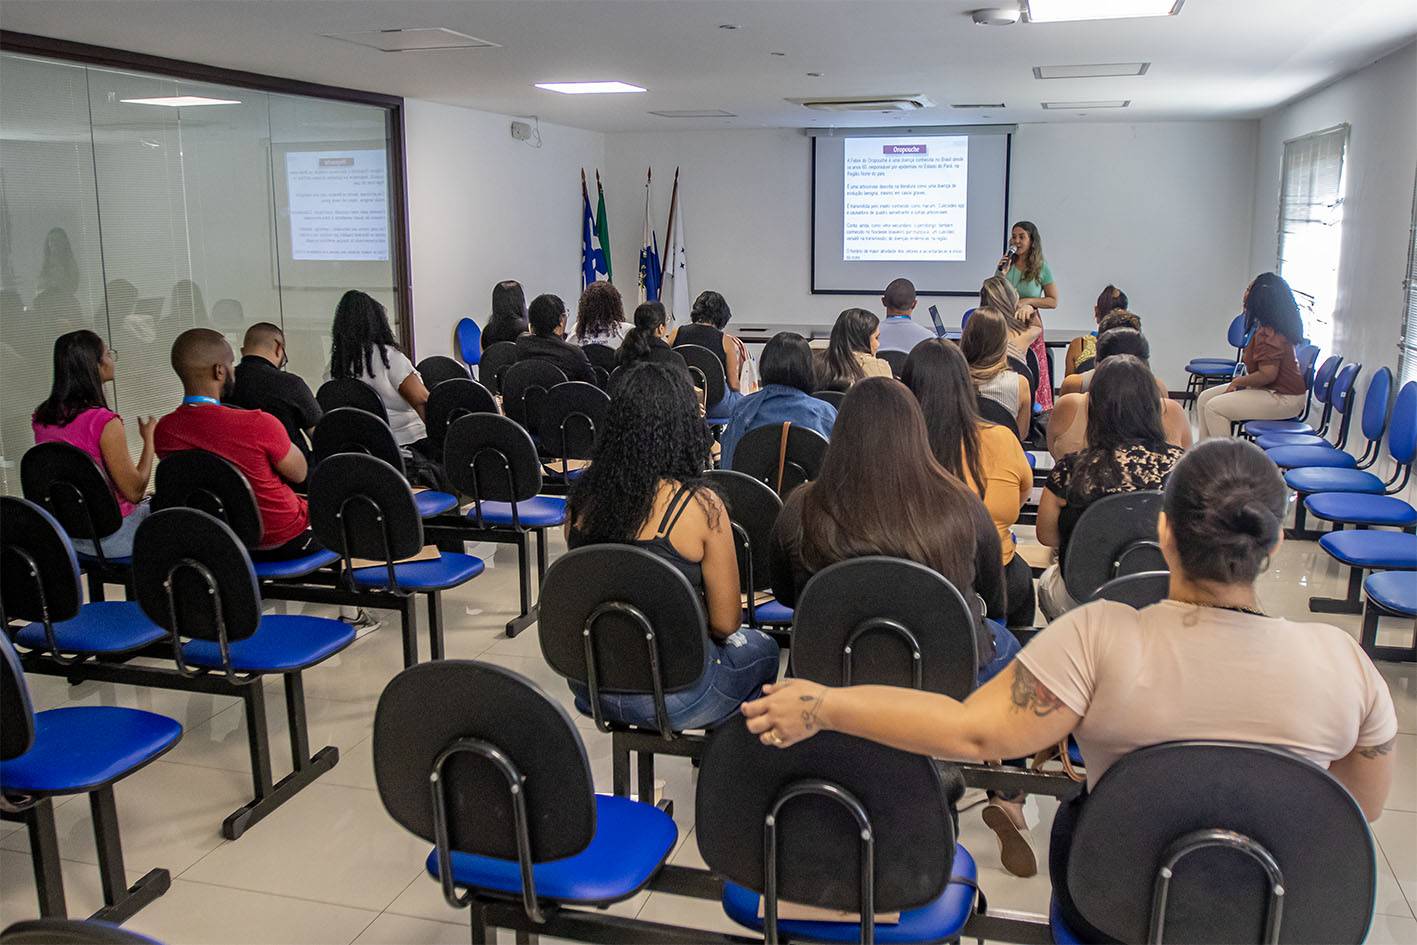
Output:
[566,361,780,729]
[570,281,632,348]
[328,289,430,450]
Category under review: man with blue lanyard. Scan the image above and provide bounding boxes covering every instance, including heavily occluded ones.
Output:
[875,278,934,353]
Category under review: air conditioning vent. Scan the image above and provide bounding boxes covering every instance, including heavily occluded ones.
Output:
[790,95,934,112]
[322,28,500,52]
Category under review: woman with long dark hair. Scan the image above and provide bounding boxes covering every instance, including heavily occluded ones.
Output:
[815,307,890,391]
[1036,355,1184,620]
[960,308,1032,438]
[902,339,1034,628]
[32,329,155,556]
[615,301,677,368]
[566,361,779,730]
[481,280,528,349]
[570,281,632,348]
[328,289,431,449]
[1195,272,1308,439]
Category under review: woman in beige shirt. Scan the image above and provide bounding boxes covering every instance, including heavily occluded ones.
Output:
[814,307,891,391]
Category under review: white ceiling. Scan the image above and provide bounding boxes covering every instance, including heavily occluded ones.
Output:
[2,1,1415,133]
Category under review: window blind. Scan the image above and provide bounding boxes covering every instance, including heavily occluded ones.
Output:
[1401,165,1417,388]
[1278,124,1348,355]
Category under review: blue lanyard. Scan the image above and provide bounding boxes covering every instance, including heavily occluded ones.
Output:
[182,395,221,406]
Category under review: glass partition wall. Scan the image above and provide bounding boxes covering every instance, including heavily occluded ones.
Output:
[0,49,405,494]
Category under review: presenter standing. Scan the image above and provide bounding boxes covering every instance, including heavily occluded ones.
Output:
[998,221,1058,414]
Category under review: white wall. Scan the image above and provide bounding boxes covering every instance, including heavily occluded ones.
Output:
[404,101,604,360]
[604,121,1258,387]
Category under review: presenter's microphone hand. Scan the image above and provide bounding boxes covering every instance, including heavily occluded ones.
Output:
[997,246,1017,272]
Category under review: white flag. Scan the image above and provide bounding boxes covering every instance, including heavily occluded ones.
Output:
[661,178,689,322]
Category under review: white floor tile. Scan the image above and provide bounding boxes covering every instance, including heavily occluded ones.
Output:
[0,849,143,925]
[1365,911,1417,945]
[352,912,469,945]
[1373,809,1417,913]
[127,878,378,945]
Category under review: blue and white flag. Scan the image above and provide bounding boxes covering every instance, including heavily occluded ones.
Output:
[580,170,607,289]
[660,169,688,321]
[637,168,661,304]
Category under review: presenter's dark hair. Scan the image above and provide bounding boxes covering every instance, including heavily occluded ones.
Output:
[1096,285,1128,319]
[1243,272,1305,343]
[883,278,916,312]
[1011,220,1045,285]
[568,361,715,544]
[690,290,732,329]
[330,290,397,379]
[575,281,625,341]
[1163,439,1285,585]
[618,301,667,365]
[900,338,986,492]
[528,294,568,337]
[34,329,108,426]
[1085,355,1166,452]
[487,280,528,337]
[822,308,880,387]
[759,332,816,393]
[1096,327,1150,363]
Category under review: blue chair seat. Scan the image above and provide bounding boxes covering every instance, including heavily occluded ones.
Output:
[465,496,568,528]
[745,600,794,625]
[1025,452,1037,469]
[1284,467,1385,495]
[1319,531,1417,570]
[252,548,340,579]
[1184,363,1237,377]
[1306,494,1417,528]
[1265,445,1357,470]
[722,844,977,943]
[1255,432,1330,450]
[1366,571,1417,616]
[1049,898,1084,945]
[76,552,131,567]
[415,491,459,517]
[0,706,181,794]
[1186,357,1236,367]
[1245,418,1313,436]
[425,793,676,903]
[13,601,166,654]
[181,614,355,672]
[542,465,587,482]
[350,552,485,590]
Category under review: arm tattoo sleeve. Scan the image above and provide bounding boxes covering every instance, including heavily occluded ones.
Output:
[1357,736,1396,760]
[1009,663,1067,718]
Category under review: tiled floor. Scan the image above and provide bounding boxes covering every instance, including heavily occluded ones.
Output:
[3,517,1415,944]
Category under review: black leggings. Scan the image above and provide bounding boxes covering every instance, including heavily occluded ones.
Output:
[1004,552,1037,629]
[250,530,324,562]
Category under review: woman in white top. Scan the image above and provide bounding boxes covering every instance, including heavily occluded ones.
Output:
[961,307,1031,438]
[328,290,430,450]
[569,281,633,349]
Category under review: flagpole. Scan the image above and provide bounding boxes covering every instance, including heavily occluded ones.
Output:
[660,166,679,285]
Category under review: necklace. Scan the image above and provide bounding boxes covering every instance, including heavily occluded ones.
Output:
[1173,598,1266,618]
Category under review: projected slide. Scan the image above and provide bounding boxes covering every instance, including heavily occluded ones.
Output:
[285,149,389,261]
[843,136,968,261]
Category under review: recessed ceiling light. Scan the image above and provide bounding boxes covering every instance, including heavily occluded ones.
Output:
[1026,0,1182,23]
[1041,99,1130,108]
[120,96,242,107]
[322,27,499,52]
[951,102,1006,109]
[1034,62,1150,79]
[535,81,647,95]
[649,109,737,118]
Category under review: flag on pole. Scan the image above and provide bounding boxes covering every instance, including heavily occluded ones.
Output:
[594,170,613,283]
[580,169,601,289]
[660,167,688,322]
[637,168,661,304]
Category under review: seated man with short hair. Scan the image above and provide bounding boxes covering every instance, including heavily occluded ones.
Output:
[227,321,322,459]
[876,277,935,353]
[514,293,597,384]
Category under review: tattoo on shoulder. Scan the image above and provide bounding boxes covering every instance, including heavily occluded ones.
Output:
[1009,664,1067,718]
[1358,737,1396,760]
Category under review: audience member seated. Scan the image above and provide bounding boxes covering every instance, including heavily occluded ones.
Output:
[1196,272,1308,440]
[1059,318,1155,396]
[1050,328,1191,459]
[745,437,1396,941]
[515,292,598,384]
[961,308,1032,438]
[720,332,837,468]
[876,277,934,353]
[328,289,433,454]
[903,339,1034,629]
[564,361,779,729]
[768,376,1018,686]
[670,290,746,410]
[814,307,891,391]
[31,329,154,557]
[980,274,1042,364]
[228,321,322,459]
[1064,285,1130,376]
[155,328,319,561]
[568,280,632,348]
[1037,356,1185,620]
[615,301,679,369]
[480,279,528,349]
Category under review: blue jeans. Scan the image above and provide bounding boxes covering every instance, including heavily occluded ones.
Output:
[71,497,151,560]
[977,621,1022,687]
[571,627,780,731]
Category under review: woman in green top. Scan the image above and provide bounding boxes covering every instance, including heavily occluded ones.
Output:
[997,220,1059,412]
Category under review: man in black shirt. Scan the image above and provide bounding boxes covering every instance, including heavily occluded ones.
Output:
[514,293,597,384]
[227,322,322,458]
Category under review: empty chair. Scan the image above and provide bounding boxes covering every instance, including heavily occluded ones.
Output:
[1061,491,1167,606]
[455,316,482,367]
[675,343,729,420]
[415,354,471,389]
[20,442,132,599]
[310,408,457,516]
[500,359,566,430]
[315,377,389,423]
[705,469,793,630]
[730,423,829,498]
[477,340,519,395]
[536,381,608,488]
[1360,571,1417,663]
[424,377,499,455]
[1183,313,1249,400]
[1260,362,1362,469]
[1309,529,1417,616]
[1244,353,1342,437]
[1258,366,1390,461]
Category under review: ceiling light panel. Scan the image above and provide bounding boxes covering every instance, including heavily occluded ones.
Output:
[1041,100,1131,108]
[119,96,242,107]
[1034,62,1150,79]
[322,28,500,52]
[536,81,646,95]
[1026,1,1182,23]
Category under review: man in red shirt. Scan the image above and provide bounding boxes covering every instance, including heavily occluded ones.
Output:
[154,328,319,559]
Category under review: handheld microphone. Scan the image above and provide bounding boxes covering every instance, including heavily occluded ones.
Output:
[998,245,1016,271]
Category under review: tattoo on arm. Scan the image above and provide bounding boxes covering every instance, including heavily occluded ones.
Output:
[1009,664,1067,718]
[1358,737,1396,760]
[799,692,826,732]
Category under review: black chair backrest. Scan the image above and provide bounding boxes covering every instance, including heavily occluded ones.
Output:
[1065,740,1375,944]
[675,343,727,410]
[811,389,845,409]
[0,635,34,765]
[1062,491,1166,603]
[444,414,544,512]
[791,557,978,698]
[151,449,264,548]
[316,377,389,424]
[879,348,908,378]
[501,359,567,429]
[697,716,956,923]
[310,407,405,472]
[308,454,423,569]
[537,381,609,464]
[415,355,470,389]
[478,341,520,396]
[582,343,618,374]
[374,660,595,862]
[1088,571,1170,608]
[132,508,262,646]
[20,442,124,546]
[1,496,86,632]
[1009,354,1040,403]
[730,423,830,499]
[424,378,500,451]
[538,545,708,699]
[0,918,166,944]
[976,395,1021,434]
[704,469,782,596]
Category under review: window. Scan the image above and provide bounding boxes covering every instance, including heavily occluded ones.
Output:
[1277,124,1349,356]
[1402,165,1417,388]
